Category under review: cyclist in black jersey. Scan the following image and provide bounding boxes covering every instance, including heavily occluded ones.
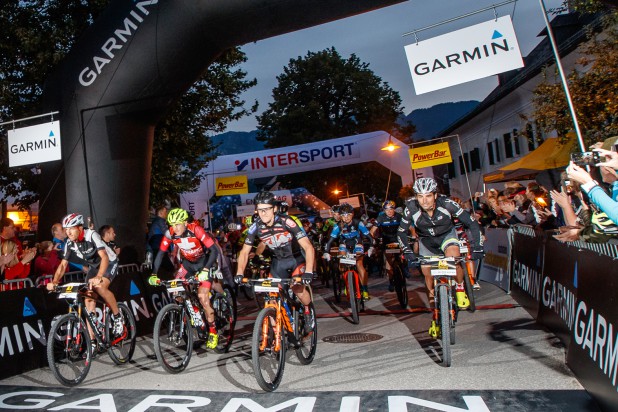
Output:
[370,200,403,292]
[397,178,484,337]
[235,191,315,333]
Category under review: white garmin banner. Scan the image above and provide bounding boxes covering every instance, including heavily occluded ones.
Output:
[404,16,524,95]
[7,121,62,167]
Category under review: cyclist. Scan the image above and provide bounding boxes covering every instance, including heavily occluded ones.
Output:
[397,177,484,338]
[235,191,315,333]
[323,203,375,300]
[46,214,123,340]
[322,204,342,235]
[370,200,403,292]
[149,208,222,349]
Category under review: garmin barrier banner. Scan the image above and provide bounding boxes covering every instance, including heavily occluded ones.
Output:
[536,239,578,346]
[478,227,510,291]
[566,247,618,412]
[509,231,544,317]
[7,121,61,167]
[404,16,524,94]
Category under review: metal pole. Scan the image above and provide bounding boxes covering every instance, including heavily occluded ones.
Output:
[538,0,586,152]
[0,111,60,127]
[455,134,476,209]
[385,168,392,200]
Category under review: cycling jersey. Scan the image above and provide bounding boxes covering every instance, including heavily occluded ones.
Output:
[153,222,218,273]
[397,195,482,254]
[244,214,306,260]
[375,211,403,244]
[325,218,374,251]
[63,229,118,279]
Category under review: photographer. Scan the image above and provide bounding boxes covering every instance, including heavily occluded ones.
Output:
[567,159,618,226]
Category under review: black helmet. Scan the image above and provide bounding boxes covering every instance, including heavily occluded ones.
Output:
[340,203,354,215]
[314,216,323,224]
[278,201,289,213]
[331,204,341,213]
[254,191,277,206]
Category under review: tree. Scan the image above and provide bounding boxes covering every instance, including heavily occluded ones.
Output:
[0,2,257,211]
[256,47,414,204]
[149,48,257,206]
[527,9,618,146]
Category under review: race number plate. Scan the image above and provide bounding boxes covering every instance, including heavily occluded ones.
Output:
[340,257,356,265]
[166,281,184,293]
[458,240,469,254]
[254,285,279,293]
[57,283,83,299]
[431,269,457,277]
[385,248,401,254]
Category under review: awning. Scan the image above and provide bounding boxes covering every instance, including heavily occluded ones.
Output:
[483,134,577,183]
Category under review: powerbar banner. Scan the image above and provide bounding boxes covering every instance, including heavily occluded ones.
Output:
[404,16,524,94]
[7,121,61,167]
[215,175,248,196]
[409,142,452,169]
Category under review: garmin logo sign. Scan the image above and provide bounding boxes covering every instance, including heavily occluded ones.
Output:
[404,16,524,94]
[7,121,62,167]
[79,0,158,87]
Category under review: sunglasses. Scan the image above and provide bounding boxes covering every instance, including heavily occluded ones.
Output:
[256,207,274,214]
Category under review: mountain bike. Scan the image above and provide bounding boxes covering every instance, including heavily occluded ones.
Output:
[337,253,365,324]
[418,256,468,367]
[457,239,476,312]
[244,254,271,309]
[153,278,236,373]
[328,247,343,302]
[383,242,408,309]
[243,276,317,392]
[47,282,136,386]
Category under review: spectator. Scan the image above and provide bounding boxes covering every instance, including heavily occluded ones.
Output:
[1,218,36,278]
[34,240,61,278]
[99,225,121,256]
[1,239,36,280]
[147,205,168,260]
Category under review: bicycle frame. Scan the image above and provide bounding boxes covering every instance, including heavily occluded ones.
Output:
[338,253,362,299]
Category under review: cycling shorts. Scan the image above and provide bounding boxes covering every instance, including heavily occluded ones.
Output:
[85,260,119,283]
[176,256,212,289]
[270,255,306,279]
[418,228,460,257]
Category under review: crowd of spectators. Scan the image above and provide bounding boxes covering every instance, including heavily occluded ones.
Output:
[455,141,618,245]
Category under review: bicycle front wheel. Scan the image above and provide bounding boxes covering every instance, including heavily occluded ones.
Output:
[462,263,476,312]
[393,262,408,309]
[438,284,452,367]
[153,304,193,374]
[214,285,237,354]
[332,264,342,303]
[105,302,136,365]
[252,306,286,392]
[347,271,360,324]
[47,313,92,386]
[294,302,317,365]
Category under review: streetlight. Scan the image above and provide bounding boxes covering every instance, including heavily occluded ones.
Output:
[381,135,402,199]
[332,183,349,198]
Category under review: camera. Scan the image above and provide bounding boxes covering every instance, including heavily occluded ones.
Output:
[571,151,600,167]
[563,179,573,194]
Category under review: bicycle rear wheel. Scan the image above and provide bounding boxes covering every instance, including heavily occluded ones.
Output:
[393,262,408,309]
[47,313,92,386]
[105,302,136,365]
[347,271,360,324]
[294,302,317,365]
[214,285,237,353]
[252,306,286,392]
[462,262,476,312]
[438,284,452,367]
[153,304,193,374]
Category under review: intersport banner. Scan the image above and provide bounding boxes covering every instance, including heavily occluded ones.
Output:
[404,16,524,94]
[509,231,544,317]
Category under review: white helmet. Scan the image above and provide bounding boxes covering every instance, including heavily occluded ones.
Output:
[413,177,438,194]
[62,213,84,228]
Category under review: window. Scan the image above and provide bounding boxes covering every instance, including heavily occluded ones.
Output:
[470,148,481,171]
[503,133,513,158]
[447,162,456,178]
[487,142,495,165]
[513,130,521,155]
[459,155,465,175]
[463,152,471,173]
[494,139,501,163]
[527,123,535,151]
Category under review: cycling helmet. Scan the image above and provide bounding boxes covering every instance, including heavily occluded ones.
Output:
[62,213,84,228]
[254,191,277,206]
[314,216,323,224]
[301,218,310,226]
[413,177,438,194]
[245,215,253,226]
[278,201,289,213]
[382,200,396,209]
[339,203,354,215]
[167,208,189,225]
[331,204,341,214]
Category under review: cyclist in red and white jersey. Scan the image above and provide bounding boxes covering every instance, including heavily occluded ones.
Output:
[149,208,221,349]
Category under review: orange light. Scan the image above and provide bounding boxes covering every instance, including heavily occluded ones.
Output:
[381,136,401,151]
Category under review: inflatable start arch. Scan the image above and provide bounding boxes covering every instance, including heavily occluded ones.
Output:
[39,0,404,255]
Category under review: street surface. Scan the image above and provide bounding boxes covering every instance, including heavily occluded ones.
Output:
[0,273,599,411]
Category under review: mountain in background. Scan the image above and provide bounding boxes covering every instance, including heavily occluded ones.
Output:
[212,100,479,153]
[211,130,264,155]
[405,100,479,141]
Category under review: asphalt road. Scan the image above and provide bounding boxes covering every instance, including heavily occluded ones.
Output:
[0,273,599,411]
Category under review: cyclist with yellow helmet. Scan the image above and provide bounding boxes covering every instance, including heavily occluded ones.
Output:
[149,208,221,349]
